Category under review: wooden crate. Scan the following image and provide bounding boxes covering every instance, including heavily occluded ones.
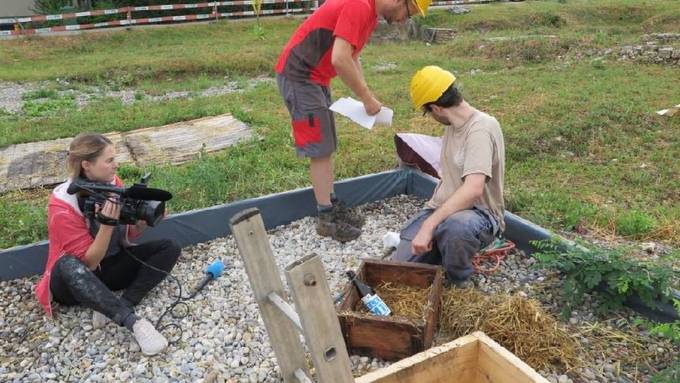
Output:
[356,331,550,383]
[337,259,443,361]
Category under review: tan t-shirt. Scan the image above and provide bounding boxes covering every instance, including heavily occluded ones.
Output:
[426,109,506,232]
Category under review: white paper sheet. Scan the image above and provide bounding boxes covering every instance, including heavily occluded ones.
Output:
[329,97,393,129]
[656,104,680,116]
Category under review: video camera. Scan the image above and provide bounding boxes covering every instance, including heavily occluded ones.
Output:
[67,173,172,227]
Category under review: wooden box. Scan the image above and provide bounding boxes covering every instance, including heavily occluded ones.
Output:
[356,331,550,383]
[337,259,443,361]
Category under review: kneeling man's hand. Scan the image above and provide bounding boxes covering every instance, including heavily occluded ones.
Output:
[411,227,434,256]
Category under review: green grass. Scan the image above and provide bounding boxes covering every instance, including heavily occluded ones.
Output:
[0,0,679,249]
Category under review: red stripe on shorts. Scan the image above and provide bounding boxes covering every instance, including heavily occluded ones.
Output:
[292,114,321,147]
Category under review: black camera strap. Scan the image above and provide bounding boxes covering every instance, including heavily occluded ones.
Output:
[96,211,119,226]
[78,194,123,260]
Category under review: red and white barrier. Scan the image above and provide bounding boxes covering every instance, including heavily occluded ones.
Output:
[0,1,314,36]
[0,0,507,37]
[431,0,497,5]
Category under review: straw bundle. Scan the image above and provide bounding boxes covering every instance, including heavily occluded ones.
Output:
[439,288,582,372]
[357,282,431,321]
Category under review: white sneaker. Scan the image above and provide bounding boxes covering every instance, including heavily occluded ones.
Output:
[92,310,111,329]
[132,318,168,356]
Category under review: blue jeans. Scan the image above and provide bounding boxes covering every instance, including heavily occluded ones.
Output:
[392,208,498,282]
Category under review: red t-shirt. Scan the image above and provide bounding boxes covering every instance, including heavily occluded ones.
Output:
[275,0,378,86]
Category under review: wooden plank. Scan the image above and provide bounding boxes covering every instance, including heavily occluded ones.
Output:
[123,114,252,166]
[0,113,251,193]
[340,315,422,361]
[229,208,309,383]
[355,334,480,383]
[286,254,354,383]
[474,332,550,383]
[0,133,129,193]
[363,259,440,288]
[422,266,443,349]
[267,292,303,332]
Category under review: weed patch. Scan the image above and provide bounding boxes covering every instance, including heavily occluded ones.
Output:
[22,88,59,100]
[22,95,76,118]
[615,210,657,238]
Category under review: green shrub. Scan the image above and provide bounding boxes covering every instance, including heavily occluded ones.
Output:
[532,238,677,317]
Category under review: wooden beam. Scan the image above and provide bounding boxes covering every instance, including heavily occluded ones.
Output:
[355,332,549,383]
[474,332,550,383]
[355,334,479,383]
[229,208,309,383]
[286,254,354,383]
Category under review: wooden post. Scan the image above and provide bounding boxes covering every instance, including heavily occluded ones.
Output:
[285,254,354,383]
[229,208,310,383]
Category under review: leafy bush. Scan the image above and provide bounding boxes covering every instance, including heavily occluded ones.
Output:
[532,238,677,317]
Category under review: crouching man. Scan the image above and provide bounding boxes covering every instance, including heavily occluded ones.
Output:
[393,66,505,287]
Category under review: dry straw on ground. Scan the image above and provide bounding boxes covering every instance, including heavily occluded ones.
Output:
[354,282,581,372]
[438,288,582,372]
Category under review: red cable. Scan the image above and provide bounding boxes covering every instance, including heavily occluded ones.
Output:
[472,240,516,275]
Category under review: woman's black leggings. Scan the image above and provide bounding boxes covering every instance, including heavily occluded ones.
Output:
[50,239,181,327]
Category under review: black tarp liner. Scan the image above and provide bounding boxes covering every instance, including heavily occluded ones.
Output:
[1,168,677,321]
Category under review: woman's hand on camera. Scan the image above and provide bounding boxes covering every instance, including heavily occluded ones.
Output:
[102,198,121,219]
[95,196,121,225]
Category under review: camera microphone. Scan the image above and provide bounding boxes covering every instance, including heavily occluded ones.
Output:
[66,179,172,201]
[66,179,123,195]
[124,186,173,201]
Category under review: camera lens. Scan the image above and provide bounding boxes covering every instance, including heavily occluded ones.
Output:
[140,201,165,226]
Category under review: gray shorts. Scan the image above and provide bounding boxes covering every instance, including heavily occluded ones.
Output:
[277,74,337,158]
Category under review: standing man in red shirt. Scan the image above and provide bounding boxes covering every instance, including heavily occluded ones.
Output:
[276,0,432,242]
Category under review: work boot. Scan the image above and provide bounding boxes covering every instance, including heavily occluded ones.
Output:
[133,318,168,356]
[316,211,361,243]
[331,198,366,228]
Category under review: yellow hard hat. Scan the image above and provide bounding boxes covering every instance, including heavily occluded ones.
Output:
[409,66,456,110]
[412,0,432,16]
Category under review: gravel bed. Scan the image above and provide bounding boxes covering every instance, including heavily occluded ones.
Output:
[1,195,677,383]
[0,77,274,115]
[0,81,40,114]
